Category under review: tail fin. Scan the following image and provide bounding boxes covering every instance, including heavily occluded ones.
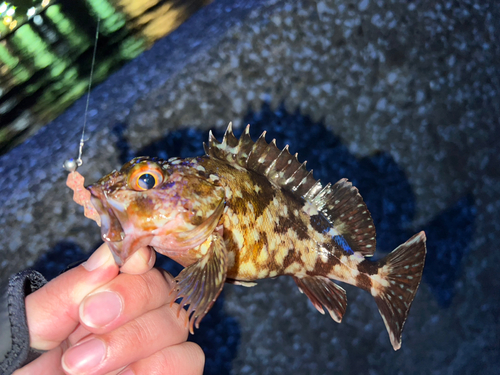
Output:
[373,231,426,350]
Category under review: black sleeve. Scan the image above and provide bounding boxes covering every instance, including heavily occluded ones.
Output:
[0,270,47,375]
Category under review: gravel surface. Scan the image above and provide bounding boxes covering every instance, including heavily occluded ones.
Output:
[1,0,499,374]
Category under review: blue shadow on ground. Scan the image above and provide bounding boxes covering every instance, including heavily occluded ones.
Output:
[33,103,475,373]
[33,241,94,281]
[420,194,475,307]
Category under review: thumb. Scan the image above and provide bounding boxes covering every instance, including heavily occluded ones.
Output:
[26,243,119,351]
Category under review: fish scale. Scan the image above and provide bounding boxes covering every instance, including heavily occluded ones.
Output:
[69,122,427,350]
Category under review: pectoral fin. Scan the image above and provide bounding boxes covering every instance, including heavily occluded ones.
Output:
[169,231,227,333]
[293,275,347,323]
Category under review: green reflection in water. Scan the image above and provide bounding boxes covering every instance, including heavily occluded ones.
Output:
[12,66,29,83]
[52,67,77,91]
[46,4,90,50]
[94,58,113,81]
[0,42,18,68]
[12,24,55,69]
[0,0,51,37]
[34,57,114,123]
[86,0,125,34]
[120,35,146,60]
[26,80,43,94]
[54,80,87,106]
[12,23,70,78]
[0,42,30,84]
[51,61,68,78]
[0,0,211,154]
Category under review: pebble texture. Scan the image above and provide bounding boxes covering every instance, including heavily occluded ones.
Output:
[0,0,499,374]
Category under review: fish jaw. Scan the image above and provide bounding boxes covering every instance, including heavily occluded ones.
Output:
[106,231,154,266]
[89,191,125,243]
[87,184,175,265]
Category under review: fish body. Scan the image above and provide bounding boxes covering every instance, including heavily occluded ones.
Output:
[86,124,426,350]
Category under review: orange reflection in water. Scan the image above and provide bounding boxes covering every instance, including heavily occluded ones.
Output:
[115,0,212,43]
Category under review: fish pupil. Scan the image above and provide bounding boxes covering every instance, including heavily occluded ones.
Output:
[138,173,156,190]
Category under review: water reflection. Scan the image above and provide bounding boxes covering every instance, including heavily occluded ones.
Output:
[0,0,211,154]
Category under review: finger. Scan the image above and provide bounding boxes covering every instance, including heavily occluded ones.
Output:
[13,346,64,375]
[78,268,174,333]
[67,324,92,346]
[26,243,119,350]
[118,342,205,375]
[119,247,156,275]
[62,303,189,375]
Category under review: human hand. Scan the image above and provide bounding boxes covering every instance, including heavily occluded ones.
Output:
[13,244,204,375]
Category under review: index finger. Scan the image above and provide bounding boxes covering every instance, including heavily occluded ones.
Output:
[26,243,119,351]
[119,246,156,275]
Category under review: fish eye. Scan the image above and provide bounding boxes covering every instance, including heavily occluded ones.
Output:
[129,164,163,191]
[137,173,157,190]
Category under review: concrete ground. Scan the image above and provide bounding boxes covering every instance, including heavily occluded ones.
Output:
[0,0,499,373]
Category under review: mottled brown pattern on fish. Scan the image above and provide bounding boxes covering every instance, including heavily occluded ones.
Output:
[354,273,373,291]
[84,123,427,350]
[311,246,341,276]
[197,155,325,281]
[359,258,381,275]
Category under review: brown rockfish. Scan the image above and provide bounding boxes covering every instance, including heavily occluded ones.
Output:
[82,123,426,350]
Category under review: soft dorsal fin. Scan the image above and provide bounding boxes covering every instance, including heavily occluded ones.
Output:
[205,123,376,256]
[305,178,376,256]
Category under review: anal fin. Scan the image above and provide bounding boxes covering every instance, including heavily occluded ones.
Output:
[293,275,347,323]
[169,231,227,334]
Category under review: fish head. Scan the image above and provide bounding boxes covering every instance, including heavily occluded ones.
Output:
[87,156,224,266]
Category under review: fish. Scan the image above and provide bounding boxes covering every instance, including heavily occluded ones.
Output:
[74,123,426,350]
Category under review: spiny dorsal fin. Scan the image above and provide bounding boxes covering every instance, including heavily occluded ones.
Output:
[206,123,316,195]
[206,124,376,255]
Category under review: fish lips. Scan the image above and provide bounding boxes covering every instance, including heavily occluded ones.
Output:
[87,185,141,265]
[88,186,124,239]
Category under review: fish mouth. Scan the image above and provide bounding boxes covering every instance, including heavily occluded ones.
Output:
[87,185,151,265]
[88,186,125,241]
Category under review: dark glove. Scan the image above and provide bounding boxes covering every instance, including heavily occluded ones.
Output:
[0,270,47,375]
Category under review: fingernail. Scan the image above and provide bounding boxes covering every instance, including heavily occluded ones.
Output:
[138,246,155,267]
[147,248,156,267]
[80,291,123,328]
[83,245,111,271]
[62,338,106,374]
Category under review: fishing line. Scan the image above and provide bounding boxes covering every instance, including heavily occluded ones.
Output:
[64,17,100,172]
